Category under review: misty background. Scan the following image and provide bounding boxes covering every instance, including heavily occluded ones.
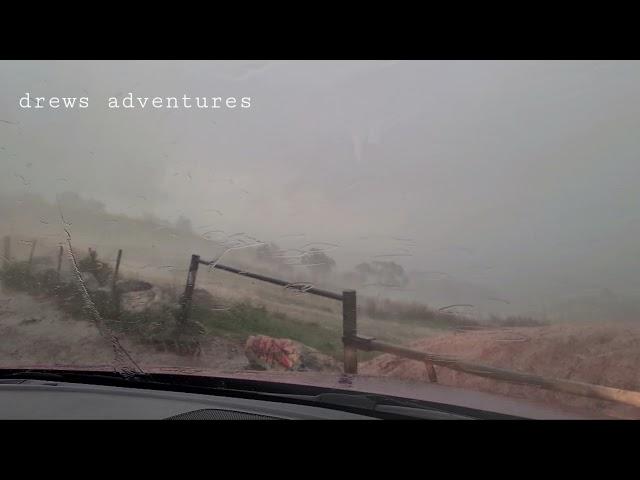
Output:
[2,60,640,320]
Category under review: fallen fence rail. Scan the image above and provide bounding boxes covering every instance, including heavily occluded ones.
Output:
[180,253,640,409]
[349,336,640,409]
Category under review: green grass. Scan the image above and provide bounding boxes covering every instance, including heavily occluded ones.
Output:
[191,301,345,359]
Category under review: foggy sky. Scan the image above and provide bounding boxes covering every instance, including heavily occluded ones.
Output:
[2,60,640,314]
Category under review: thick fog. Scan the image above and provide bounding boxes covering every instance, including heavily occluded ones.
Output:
[2,60,640,318]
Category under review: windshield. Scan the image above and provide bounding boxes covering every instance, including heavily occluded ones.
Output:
[1,60,640,418]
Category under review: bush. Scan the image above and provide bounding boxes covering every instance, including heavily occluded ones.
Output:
[77,249,113,287]
[1,261,40,292]
[37,268,63,295]
[360,296,479,329]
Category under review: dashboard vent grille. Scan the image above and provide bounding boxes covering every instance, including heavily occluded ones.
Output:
[166,408,279,420]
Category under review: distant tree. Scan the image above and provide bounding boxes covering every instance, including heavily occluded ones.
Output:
[57,191,81,205]
[352,261,408,288]
[256,243,280,263]
[174,215,193,233]
[57,192,105,213]
[142,212,161,224]
[301,248,336,278]
[255,242,294,275]
[84,198,106,213]
[355,262,374,278]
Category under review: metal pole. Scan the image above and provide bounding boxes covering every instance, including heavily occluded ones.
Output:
[2,236,10,268]
[180,254,200,324]
[342,289,358,374]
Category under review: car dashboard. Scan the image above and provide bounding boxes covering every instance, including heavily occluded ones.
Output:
[0,379,379,420]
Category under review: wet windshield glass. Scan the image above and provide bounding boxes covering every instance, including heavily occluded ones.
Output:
[1,60,640,418]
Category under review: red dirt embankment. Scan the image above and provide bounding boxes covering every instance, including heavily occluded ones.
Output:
[360,323,640,419]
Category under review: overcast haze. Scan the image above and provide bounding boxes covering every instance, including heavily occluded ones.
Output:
[2,60,640,317]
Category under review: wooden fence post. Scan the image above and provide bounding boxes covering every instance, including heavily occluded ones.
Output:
[56,245,63,281]
[111,248,123,313]
[342,289,358,374]
[27,239,37,274]
[2,236,10,268]
[112,249,122,293]
[179,254,201,324]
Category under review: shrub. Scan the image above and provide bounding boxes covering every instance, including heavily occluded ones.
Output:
[360,296,479,329]
[1,261,40,292]
[77,249,113,287]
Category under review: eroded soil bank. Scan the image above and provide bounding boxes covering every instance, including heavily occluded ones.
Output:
[361,323,640,419]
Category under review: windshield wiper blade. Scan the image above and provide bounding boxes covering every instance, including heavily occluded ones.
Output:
[0,369,145,385]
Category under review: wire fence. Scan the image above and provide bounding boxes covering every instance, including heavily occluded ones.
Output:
[5,235,640,410]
